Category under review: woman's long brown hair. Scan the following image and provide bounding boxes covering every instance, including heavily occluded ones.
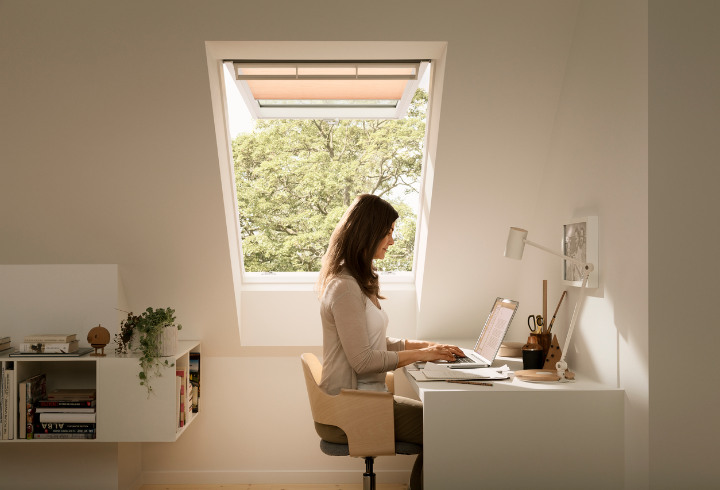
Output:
[318,194,399,299]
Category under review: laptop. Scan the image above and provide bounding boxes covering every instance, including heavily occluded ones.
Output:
[440,297,519,368]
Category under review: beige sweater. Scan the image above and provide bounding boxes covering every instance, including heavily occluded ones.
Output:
[319,272,405,395]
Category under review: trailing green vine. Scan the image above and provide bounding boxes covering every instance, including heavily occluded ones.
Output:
[115,307,182,395]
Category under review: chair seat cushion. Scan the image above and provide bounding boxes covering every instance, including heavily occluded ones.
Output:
[320,439,422,456]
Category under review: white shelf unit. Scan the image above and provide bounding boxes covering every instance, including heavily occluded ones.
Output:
[1,340,200,443]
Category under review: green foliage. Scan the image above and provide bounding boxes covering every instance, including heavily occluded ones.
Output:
[115,307,182,395]
[233,89,428,272]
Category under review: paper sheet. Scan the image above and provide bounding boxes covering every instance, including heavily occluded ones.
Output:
[407,362,510,382]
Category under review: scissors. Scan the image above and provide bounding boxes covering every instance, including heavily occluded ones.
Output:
[527,314,544,333]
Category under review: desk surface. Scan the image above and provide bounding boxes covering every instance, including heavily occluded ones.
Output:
[406,356,621,397]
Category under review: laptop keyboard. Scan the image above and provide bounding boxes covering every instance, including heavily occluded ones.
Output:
[448,355,475,364]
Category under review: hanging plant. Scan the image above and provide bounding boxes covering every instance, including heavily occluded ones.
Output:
[115,307,182,395]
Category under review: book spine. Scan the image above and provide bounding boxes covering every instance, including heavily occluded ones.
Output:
[38,412,96,423]
[34,422,95,433]
[18,381,26,439]
[36,400,95,408]
[1,363,6,440]
[19,341,78,353]
[32,433,95,439]
[35,407,95,413]
[25,381,33,439]
[7,364,14,440]
[35,422,96,431]
[23,336,76,343]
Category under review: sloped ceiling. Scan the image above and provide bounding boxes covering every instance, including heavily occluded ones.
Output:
[0,0,579,353]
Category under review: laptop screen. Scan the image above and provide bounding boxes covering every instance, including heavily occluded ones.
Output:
[473,297,519,361]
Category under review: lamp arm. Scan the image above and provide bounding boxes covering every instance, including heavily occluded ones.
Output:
[523,238,593,271]
[558,269,589,368]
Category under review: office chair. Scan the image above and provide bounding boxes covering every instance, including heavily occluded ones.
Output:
[300,353,422,490]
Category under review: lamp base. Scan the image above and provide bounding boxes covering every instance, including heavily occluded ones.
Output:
[515,369,560,382]
[515,369,576,382]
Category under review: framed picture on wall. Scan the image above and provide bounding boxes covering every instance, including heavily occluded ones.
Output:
[561,216,598,288]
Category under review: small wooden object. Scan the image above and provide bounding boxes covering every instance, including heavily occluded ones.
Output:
[515,334,576,381]
[87,324,111,357]
[542,334,563,369]
[514,369,560,382]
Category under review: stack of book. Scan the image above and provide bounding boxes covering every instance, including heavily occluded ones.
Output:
[33,389,96,439]
[0,336,11,353]
[19,334,79,354]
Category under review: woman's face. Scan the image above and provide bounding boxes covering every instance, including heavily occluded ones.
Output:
[373,222,395,260]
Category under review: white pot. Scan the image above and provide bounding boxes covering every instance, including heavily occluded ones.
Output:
[159,325,178,357]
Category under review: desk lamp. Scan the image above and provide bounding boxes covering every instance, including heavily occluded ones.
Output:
[504,227,594,381]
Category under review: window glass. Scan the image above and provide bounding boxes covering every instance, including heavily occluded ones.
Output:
[225,63,430,274]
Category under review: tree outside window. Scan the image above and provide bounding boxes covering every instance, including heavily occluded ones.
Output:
[233,89,428,273]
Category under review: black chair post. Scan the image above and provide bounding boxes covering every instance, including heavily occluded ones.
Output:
[363,456,376,490]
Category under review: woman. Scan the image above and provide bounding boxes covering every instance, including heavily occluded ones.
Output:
[316,194,464,489]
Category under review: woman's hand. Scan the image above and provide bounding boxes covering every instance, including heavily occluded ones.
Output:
[418,343,465,362]
[397,342,465,367]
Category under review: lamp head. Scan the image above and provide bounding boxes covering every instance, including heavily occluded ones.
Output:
[504,227,528,260]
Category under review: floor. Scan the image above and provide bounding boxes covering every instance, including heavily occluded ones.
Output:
[141,486,407,490]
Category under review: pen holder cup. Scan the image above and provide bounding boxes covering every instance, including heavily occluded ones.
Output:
[531,333,552,361]
[522,336,544,370]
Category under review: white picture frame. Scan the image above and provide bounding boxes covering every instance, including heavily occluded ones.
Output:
[561,216,598,288]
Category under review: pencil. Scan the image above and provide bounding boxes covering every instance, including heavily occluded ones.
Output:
[548,290,568,333]
[446,380,493,386]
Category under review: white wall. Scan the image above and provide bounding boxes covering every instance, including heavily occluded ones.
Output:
[514,1,649,487]
[649,1,720,489]
[0,0,669,489]
[0,265,123,345]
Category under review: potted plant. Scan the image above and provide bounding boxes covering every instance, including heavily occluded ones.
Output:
[115,307,183,394]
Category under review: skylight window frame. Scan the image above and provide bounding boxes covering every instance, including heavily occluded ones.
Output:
[224,60,429,120]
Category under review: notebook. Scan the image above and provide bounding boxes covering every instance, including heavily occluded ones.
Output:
[439,297,519,368]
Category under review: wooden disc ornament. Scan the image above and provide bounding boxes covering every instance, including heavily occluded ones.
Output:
[87,324,111,356]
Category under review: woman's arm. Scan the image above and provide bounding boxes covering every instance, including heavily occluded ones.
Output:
[404,339,436,350]
[396,342,465,368]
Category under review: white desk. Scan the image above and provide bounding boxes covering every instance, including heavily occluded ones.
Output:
[406,357,624,490]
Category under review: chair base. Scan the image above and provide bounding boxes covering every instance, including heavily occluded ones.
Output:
[363,456,376,490]
[319,439,422,490]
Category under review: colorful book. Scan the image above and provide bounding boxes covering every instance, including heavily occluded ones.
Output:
[1,362,7,440]
[47,388,96,400]
[189,352,200,413]
[19,340,79,353]
[4,364,15,439]
[23,334,76,343]
[21,373,47,439]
